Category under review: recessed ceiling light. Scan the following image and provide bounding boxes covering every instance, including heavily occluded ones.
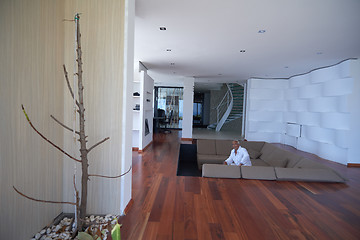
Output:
[159,27,167,31]
[170,62,175,65]
[239,50,246,53]
[166,49,172,52]
[258,30,266,33]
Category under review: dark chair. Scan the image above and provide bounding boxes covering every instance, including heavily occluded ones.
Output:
[158,109,173,132]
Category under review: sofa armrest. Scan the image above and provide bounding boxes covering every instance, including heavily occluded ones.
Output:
[202,164,241,178]
[275,168,346,183]
[241,166,276,180]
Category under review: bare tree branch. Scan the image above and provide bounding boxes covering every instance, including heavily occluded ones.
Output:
[13,186,76,205]
[21,105,81,163]
[89,165,132,178]
[87,137,110,153]
[63,64,80,108]
[50,114,80,135]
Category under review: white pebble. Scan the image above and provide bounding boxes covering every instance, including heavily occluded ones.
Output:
[35,233,41,239]
[54,225,61,232]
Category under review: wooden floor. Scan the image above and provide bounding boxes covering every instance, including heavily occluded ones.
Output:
[119,131,360,240]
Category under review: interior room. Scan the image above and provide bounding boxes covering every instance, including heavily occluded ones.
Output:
[1,0,360,239]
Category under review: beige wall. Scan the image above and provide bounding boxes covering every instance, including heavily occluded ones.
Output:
[0,0,65,239]
[62,0,132,215]
[0,0,133,238]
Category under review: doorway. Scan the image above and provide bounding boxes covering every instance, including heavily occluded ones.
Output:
[154,87,183,129]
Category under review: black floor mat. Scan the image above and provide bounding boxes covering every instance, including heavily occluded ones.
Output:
[176,144,202,177]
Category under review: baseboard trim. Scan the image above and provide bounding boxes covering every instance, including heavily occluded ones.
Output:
[138,141,153,153]
[124,199,134,215]
[347,163,360,168]
[181,138,193,141]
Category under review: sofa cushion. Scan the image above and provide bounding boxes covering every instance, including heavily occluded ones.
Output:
[241,166,276,180]
[215,140,233,156]
[275,167,346,183]
[202,164,241,178]
[239,141,265,152]
[260,143,277,158]
[250,159,270,167]
[293,158,328,169]
[247,148,262,159]
[285,152,302,168]
[260,148,289,167]
[197,139,216,155]
[197,154,228,169]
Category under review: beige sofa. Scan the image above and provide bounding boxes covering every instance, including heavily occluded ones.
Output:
[197,139,346,183]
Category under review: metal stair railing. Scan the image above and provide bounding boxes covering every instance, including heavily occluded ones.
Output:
[214,84,233,131]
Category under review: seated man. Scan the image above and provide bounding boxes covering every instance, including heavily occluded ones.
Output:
[224,140,252,166]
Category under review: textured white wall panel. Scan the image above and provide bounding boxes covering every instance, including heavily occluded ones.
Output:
[250,79,288,89]
[249,88,284,100]
[246,60,358,165]
[337,96,350,113]
[249,100,287,111]
[339,60,351,78]
[318,143,347,165]
[308,97,338,112]
[248,121,285,133]
[310,65,340,83]
[335,130,350,148]
[246,132,282,143]
[286,123,301,137]
[297,112,321,126]
[248,111,283,122]
[283,112,297,123]
[289,74,310,88]
[320,113,350,130]
[288,99,308,112]
[323,77,353,96]
[284,135,297,148]
[285,88,299,100]
[297,137,319,154]
[303,126,336,144]
[298,84,322,99]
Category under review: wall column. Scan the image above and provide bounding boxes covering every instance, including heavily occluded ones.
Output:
[182,78,194,139]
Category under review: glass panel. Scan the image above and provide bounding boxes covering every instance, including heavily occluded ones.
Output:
[155,87,183,129]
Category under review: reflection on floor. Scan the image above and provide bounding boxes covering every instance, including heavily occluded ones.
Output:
[192,127,242,140]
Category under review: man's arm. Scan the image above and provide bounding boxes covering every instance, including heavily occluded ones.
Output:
[224,150,233,165]
[240,148,251,166]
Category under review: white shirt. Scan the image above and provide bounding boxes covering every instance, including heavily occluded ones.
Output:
[225,147,252,166]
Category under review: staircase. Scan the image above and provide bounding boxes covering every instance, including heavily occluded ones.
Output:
[207,83,244,131]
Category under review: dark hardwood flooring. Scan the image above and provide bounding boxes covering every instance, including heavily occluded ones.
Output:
[119,131,360,240]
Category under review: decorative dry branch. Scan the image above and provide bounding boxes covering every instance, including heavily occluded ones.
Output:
[13,186,76,205]
[63,64,80,108]
[21,105,81,163]
[50,114,80,135]
[89,165,132,179]
[87,137,110,153]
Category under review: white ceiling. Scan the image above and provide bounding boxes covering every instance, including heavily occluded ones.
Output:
[134,0,360,90]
